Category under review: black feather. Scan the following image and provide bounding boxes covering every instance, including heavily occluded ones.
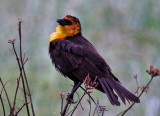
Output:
[49,34,140,105]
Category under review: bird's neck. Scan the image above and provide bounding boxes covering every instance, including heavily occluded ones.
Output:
[49,26,67,42]
[50,25,81,43]
[49,32,66,42]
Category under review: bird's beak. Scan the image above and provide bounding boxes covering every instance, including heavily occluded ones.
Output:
[56,18,66,26]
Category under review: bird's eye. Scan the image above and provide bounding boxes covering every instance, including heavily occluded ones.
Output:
[64,19,72,25]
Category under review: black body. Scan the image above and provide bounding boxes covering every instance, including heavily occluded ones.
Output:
[49,33,140,105]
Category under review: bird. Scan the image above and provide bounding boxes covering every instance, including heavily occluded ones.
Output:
[49,15,140,106]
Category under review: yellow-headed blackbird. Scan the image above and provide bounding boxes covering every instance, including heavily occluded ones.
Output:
[49,15,140,106]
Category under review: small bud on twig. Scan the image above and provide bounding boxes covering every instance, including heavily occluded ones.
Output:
[59,91,66,99]
[8,39,16,44]
[83,74,99,91]
[146,64,160,77]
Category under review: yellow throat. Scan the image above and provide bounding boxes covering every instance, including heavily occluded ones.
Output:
[50,25,66,42]
[50,23,80,42]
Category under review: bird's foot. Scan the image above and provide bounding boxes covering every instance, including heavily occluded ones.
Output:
[66,92,77,104]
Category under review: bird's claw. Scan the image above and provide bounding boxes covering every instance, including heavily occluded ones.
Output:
[66,92,77,104]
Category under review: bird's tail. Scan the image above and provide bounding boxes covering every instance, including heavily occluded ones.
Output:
[98,77,140,106]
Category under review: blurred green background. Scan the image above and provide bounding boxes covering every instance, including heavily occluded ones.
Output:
[0,0,160,116]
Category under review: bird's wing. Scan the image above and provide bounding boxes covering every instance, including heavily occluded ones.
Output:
[49,39,84,77]
[49,39,104,80]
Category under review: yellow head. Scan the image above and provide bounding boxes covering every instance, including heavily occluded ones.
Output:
[50,15,81,42]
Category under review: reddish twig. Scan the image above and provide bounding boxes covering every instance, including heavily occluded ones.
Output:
[70,92,86,116]
[75,91,84,111]
[19,46,35,116]
[15,101,31,115]
[19,19,35,115]
[96,99,107,116]
[61,82,81,116]
[118,65,160,116]
[9,38,30,116]
[70,75,99,116]
[92,99,107,116]
[0,19,35,116]
[93,107,96,116]
[0,79,9,97]
[87,98,91,116]
[79,86,99,109]
[18,87,30,96]
[134,74,141,96]
[12,75,22,115]
[60,75,103,116]
[0,93,5,116]
[0,78,12,111]
[119,76,153,116]
[65,92,84,116]
[62,98,70,116]
[18,19,30,116]
[0,78,9,116]
[59,92,66,115]
[65,103,72,116]
[8,19,35,116]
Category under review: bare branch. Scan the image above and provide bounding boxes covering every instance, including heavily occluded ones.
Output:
[8,19,35,116]
[76,91,84,111]
[0,78,12,110]
[18,19,30,116]
[60,75,106,116]
[87,98,91,116]
[18,19,35,115]
[70,92,86,116]
[0,78,9,116]
[59,92,66,115]
[15,101,31,115]
[118,65,160,116]
[0,94,5,116]
[12,75,22,115]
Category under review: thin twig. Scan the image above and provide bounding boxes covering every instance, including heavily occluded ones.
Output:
[120,76,154,116]
[18,19,30,116]
[59,92,66,115]
[93,107,96,116]
[12,75,22,115]
[62,83,81,116]
[0,79,9,96]
[18,87,30,96]
[88,98,91,116]
[65,103,72,115]
[79,86,100,110]
[60,75,103,116]
[18,19,35,116]
[9,38,30,116]
[66,91,86,116]
[15,101,31,116]
[8,21,30,115]
[0,78,9,116]
[75,91,84,111]
[134,74,141,96]
[0,78,12,110]
[61,95,64,115]
[62,99,70,116]
[23,58,28,65]
[0,94,5,116]
[70,92,86,116]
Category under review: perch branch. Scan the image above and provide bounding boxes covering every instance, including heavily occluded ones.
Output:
[118,65,160,116]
